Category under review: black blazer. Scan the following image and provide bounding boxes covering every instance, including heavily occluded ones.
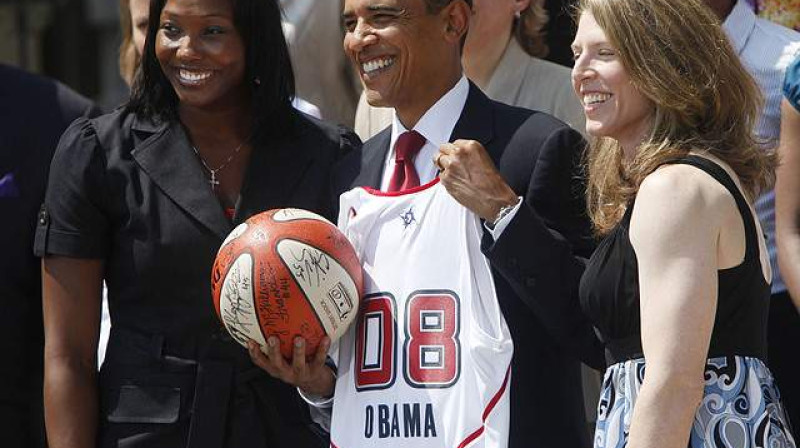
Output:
[0,64,100,448]
[35,108,359,448]
[333,84,604,448]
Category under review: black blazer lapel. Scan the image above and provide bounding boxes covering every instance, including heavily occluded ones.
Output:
[451,82,495,150]
[352,127,391,189]
[235,130,314,223]
[132,120,232,239]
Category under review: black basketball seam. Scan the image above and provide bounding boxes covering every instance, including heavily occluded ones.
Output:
[246,248,271,346]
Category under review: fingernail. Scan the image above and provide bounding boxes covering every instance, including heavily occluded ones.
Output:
[294,337,303,348]
[268,337,277,347]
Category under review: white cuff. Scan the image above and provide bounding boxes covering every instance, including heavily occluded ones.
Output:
[298,387,335,408]
[484,197,523,240]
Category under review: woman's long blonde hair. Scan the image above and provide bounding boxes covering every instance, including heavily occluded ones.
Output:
[577,0,775,235]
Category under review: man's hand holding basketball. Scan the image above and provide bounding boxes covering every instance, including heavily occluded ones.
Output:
[248,336,335,398]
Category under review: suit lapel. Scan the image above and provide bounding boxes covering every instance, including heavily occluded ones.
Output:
[451,82,495,150]
[132,120,232,239]
[352,127,391,189]
[235,127,314,223]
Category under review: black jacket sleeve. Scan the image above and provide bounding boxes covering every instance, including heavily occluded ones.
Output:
[482,122,605,369]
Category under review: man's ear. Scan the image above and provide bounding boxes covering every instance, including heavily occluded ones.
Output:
[442,0,471,44]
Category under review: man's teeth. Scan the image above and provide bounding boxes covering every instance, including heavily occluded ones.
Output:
[584,93,612,105]
[179,69,212,82]
[362,57,395,74]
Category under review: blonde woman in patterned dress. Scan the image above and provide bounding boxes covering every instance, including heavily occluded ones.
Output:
[571,0,797,446]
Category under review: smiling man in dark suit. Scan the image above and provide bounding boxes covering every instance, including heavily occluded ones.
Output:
[252,0,605,446]
[334,0,603,446]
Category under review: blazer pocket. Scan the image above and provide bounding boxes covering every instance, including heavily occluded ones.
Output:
[106,385,181,424]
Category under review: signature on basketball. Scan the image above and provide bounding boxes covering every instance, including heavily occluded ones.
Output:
[289,247,331,288]
[220,267,255,345]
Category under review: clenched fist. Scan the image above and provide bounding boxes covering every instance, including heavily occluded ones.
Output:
[435,139,518,222]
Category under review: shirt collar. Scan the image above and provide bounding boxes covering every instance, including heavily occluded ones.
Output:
[722,0,756,55]
[390,75,470,148]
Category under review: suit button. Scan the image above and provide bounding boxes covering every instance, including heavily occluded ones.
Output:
[38,208,49,226]
[509,258,518,268]
[525,277,536,289]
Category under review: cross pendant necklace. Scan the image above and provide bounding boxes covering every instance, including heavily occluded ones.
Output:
[208,170,220,188]
[191,139,247,191]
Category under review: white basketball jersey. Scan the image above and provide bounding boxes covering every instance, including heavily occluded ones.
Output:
[330,180,514,448]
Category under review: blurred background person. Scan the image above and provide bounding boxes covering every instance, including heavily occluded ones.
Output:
[118,0,149,86]
[280,0,361,125]
[354,0,585,140]
[703,0,800,428]
[35,0,357,447]
[0,63,99,448]
[775,52,800,428]
[573,0,796,447]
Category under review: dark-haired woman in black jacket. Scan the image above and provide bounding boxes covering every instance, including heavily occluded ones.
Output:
[36,0,358,447]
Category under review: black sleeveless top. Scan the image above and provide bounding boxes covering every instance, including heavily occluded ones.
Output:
[579,156,770,366]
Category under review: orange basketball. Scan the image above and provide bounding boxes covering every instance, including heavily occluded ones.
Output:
[211,208,363,359]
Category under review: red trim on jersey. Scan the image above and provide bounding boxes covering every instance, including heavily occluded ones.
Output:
[330,443,339,448]
[361,177,440,197]
[456,364,512,448]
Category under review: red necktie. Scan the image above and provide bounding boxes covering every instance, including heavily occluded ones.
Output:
[387,131,426,192]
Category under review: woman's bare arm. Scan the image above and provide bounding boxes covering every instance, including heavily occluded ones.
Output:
[627,164,725,448]
[42,256,103,448]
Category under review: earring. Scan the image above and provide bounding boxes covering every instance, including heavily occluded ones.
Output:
[514,9,522,19]
[254,77,261,86]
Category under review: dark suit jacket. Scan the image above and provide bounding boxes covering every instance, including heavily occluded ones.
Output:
[333,83,604,448]
[34,108,358,448]
[0,64,100,448]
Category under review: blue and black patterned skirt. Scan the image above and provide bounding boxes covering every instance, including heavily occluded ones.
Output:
[594,356,796,448]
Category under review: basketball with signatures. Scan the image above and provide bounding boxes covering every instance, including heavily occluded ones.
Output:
[211,208,363,359]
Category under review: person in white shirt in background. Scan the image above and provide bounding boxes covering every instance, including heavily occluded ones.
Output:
[704,0,800,428]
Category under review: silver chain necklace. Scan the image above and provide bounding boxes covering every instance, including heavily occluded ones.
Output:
[191,139,247,190]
